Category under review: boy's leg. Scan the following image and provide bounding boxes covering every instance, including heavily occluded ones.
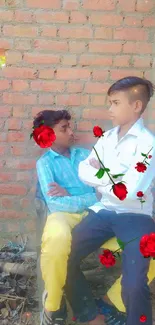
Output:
[111,212,155,325]
[65,209,115,323]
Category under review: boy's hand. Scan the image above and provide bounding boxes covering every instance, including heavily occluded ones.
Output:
[89,158,100,169]
[47,182,70,197]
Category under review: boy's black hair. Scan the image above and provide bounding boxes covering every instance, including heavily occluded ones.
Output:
[33,109,71,128]
[107,76,154,110]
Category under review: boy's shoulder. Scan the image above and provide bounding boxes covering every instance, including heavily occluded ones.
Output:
[36,150,51,165]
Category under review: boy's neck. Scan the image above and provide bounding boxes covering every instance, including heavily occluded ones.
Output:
[51,145,70,157]
[118,118,140,140]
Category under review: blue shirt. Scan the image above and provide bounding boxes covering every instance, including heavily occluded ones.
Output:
[36,147,98,213]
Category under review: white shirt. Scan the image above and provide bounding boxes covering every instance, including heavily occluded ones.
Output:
[78,118,155,217]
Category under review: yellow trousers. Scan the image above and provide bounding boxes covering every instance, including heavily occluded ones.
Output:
[41,212,155,313]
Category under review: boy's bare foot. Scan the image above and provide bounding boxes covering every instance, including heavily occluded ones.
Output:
[89,314,106,325]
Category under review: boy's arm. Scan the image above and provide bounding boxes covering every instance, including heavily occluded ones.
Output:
[36,159,97,213]
[97,142,155,201]
[78,137,110,187]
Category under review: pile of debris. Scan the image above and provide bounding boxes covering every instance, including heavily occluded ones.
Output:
[0,236,38,325]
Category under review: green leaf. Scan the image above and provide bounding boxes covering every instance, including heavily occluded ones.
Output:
[153,258,155,260]
[104,168,110,173]
[95,168,105,179]
[141,153,147,157]
[112,173,124,179]
[141,200,145,203]
[117,252,121,258]
[117,238,125,250]
[30,132,33,139]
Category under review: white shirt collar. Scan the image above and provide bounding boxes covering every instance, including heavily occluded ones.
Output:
[112,117,144,138]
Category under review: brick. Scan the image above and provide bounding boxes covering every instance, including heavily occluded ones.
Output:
[114,28,148,41]
[85,82,110,94]
[117,0,136,11]
[14,10,33,22]
[69,41,86,53]
[143,17,155,27]
[59,27,92,39]
[61,55,77,66]
[83,0,115,10]
[1,198,14,209]
[0,10,13,21]
[11,145,25,156]
[0,145,7,154]
[63,0,79,10]
[0,172,14,182]
[12,80,29,91]
[91,95,106,106]
[7,131,25,142]
[22,120,33,130]
[56,68,90,80]
[0,39,12,49]
[83,108,109,119]
[24,53,60,65]
[34,40,68,52]
[89,14,123,26]
[39,69,55,79]
[34,11,69,23]
[3,93,37,105]
[56,94,88,106]
[7,118,22,130]
[7,222,20,232]
[70,12,87,23]
[38,95,54,105]
[123,42,152,54]
[17,172,32,182]
[75,132,94,145]
[80,55,112,66]
[89,42,122,53]
[26,0,61,9]
[41,27,57,38]
[77,121,93,131]
[136,0,154,12]
[132,56,151,68]
[113,55,131,67]
[24,220,36,232]
[13,107,29,118]
[0,211,27,219]
[124,17,142,26]
[0,106,12,117]
[5,0,23,6]
[67,82,84,93]
[0,132,7,142]
[0,184,27,196]
[3,25,38,38]
[0,0,5,5]
[94,27,113,39]
[0,119,5,130]
[31,81,64,93]
[92,70,109,81]
[4,67,38,79]
[0,80,10,90]
[14,39,32,50]
[110,69,143,80]
[6,51,22,64]
[17,159,36,170]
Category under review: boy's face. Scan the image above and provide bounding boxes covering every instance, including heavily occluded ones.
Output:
[53,119,74,149]
[108,91,142,127]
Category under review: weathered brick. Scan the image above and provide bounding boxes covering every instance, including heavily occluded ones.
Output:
[56,94,88,106]
[59,27,93,39]
[63,0,79,10]
[0,39,13,49]
[0,184,28,196]
[89,42,122,53]
[0,173,14,182]
[1,198,14,209]
[143,17,155,27]
[0,132,7,142]
[34,11,69,23]
[114,27,148,41]
[0,211,27,219]
[69,41,86,53]
[26,0,61,9]
[3,25,38,37]
[117,0,136,11]
[85,82,110,94]
[67,82,84,93]
[91,95,106,106]
[89,14,123,26]
[92,70,109,81]
[24,53,60,65]
[14,10,33,22]
[34,40,68,52]
[13,107,29,118]
[70,11,87,23]
[0,145,7,154]
[94,27,113,39]
[14,39,32,50]
[83,0,115,10]
[40,27,57,38]
[110,69,143,80]
[0,106,12,117]
[61,55,77,66]
[4,67,38,79]
[56,68,90,80]
[0,9,13,21]
[39,69,55,79]
[132,56,151,68]
[124,17,142,26]
[7,131,26,142]
[7,118,22,130]
[11,145,25,156]
[6,51,22,64]
[31,81,65,92]
[3,93,37,105]
[12,80,29,91]
[77,121,93,131]
[136,0,154,12]
[80,55,112,66]
[0,80,10,90]
[113,55,131,67]
[83,108,109,119]
[38,95,54,105]
[123,42,152,54]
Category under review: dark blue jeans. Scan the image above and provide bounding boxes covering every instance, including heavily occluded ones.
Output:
[65,209,155,325]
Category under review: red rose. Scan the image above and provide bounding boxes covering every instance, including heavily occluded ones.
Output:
[140,233,155,258]
[99,249,116,268]
[93,126,104,138]
[148,155,152,159]
[137,191,144,198]
[140,315,147,322]
[112,182,128,201]
[135,162,147,173]
[33,125,56,148]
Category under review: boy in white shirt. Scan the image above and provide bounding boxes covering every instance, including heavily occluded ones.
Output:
[64,76,155,325]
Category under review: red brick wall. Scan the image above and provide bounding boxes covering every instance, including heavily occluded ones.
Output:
[0,0,155,248]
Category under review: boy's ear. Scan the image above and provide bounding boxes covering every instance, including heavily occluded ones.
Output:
[134,100,143,114]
